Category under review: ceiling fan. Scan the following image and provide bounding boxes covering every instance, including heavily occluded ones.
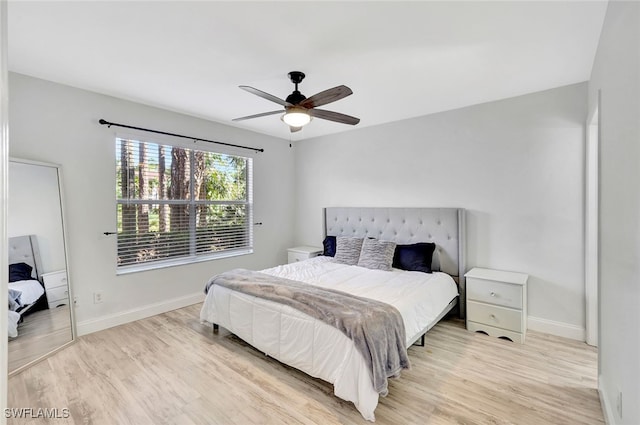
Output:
[233,71,360,133]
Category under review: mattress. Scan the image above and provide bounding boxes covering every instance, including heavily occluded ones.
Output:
[9,279,44,306]
[261,256,459,345]
[200,256,458,421]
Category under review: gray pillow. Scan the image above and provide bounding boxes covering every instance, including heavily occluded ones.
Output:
[357,238,397,271]
[334,237,364,265]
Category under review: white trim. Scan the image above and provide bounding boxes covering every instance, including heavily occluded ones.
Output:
[585,99,599,347]
[599,376,616,425]
[0,1,9,422]
[77,292,204,336]
[116,248,253,275]
[527,316,586,341]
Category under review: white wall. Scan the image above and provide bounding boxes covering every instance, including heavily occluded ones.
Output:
[294,83,587,337]
[8,161,65,273]
[9,72,295,334]
[588,1,640,424]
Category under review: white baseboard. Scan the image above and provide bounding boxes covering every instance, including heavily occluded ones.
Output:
[527,316,586,341]
[77,292,204,336]
[599,376,616,425]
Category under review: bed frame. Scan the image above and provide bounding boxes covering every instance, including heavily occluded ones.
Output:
[323,207,466,328]
[205,207,466,420]
[8,235,48,315]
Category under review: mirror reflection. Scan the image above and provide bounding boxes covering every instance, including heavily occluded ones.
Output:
[7,159,75,374]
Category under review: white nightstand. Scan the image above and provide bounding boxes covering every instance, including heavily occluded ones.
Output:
[287,246,323,264]
[465,267,528,343]
[41,270,69,309]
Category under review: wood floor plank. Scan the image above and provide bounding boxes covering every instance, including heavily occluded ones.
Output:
[7,303,603,425]
[8,305,73,373]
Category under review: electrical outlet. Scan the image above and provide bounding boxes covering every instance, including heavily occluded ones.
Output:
[616,388,623,418]
[93,291,104,304]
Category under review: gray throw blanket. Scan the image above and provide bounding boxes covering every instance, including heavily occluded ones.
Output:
[206,269,410,396]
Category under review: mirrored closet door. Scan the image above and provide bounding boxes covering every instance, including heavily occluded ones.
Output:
[7,158,75,374]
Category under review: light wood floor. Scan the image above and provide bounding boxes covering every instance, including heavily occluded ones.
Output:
[8,303,603,425]
[8,305,73,373]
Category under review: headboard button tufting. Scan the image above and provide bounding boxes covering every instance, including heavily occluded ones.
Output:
[324,207,463,280]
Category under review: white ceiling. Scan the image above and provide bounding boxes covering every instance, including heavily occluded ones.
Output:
[8,1,608,141]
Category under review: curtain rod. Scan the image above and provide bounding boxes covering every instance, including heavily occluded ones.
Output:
[98,119,264,153]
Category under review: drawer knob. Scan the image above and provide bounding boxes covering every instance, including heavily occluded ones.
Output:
[490,314,496,320]
[490,292,496,297]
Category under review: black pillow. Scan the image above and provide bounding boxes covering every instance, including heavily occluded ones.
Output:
[322,236,336,257]
[392,243,436,274]
[9,262,33,282]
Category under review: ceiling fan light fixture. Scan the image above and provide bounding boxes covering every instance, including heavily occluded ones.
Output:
[234,72,359,128]
[282,107,311,127]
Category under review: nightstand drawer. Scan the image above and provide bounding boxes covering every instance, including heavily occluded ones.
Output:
[287,246,322,264]
[467,321,524,343]
[467,301,522,333]
[288,251,310,263]
[42,270,68,290]
[48,298,69,309]
[467,277,523,309]
[46,285,69,303]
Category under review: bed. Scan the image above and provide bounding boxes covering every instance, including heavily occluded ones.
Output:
[8,235,47,337]
[200,207,465,421]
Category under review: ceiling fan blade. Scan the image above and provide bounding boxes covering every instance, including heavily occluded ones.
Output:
[290,126,302,133]
[239,86,292,107]
[309,109,360,125]
[299,85,353,109]
[232,110,283,122]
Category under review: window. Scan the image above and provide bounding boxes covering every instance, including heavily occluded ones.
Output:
[115,137,253,272]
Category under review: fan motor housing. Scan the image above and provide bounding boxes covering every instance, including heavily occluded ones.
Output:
[286,91,306,104]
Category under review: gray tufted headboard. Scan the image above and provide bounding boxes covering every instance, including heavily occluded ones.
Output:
[8,235,43,282]
[324,207,466,317]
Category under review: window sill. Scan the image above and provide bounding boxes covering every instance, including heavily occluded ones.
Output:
[115,248,254,275]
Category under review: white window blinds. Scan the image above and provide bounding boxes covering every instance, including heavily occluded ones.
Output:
[115,137,253,271]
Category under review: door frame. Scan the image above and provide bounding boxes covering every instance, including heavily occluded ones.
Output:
[585,94,600,347]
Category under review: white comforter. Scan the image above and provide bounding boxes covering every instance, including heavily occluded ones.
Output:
[7,279,45,338]
[200,257,458,421]
[9,279,45,306]
[8,311,20,338]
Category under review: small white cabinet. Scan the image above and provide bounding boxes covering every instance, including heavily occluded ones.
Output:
[287,246,322,264]
[465,267,528,343]
[41,270,69,309]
